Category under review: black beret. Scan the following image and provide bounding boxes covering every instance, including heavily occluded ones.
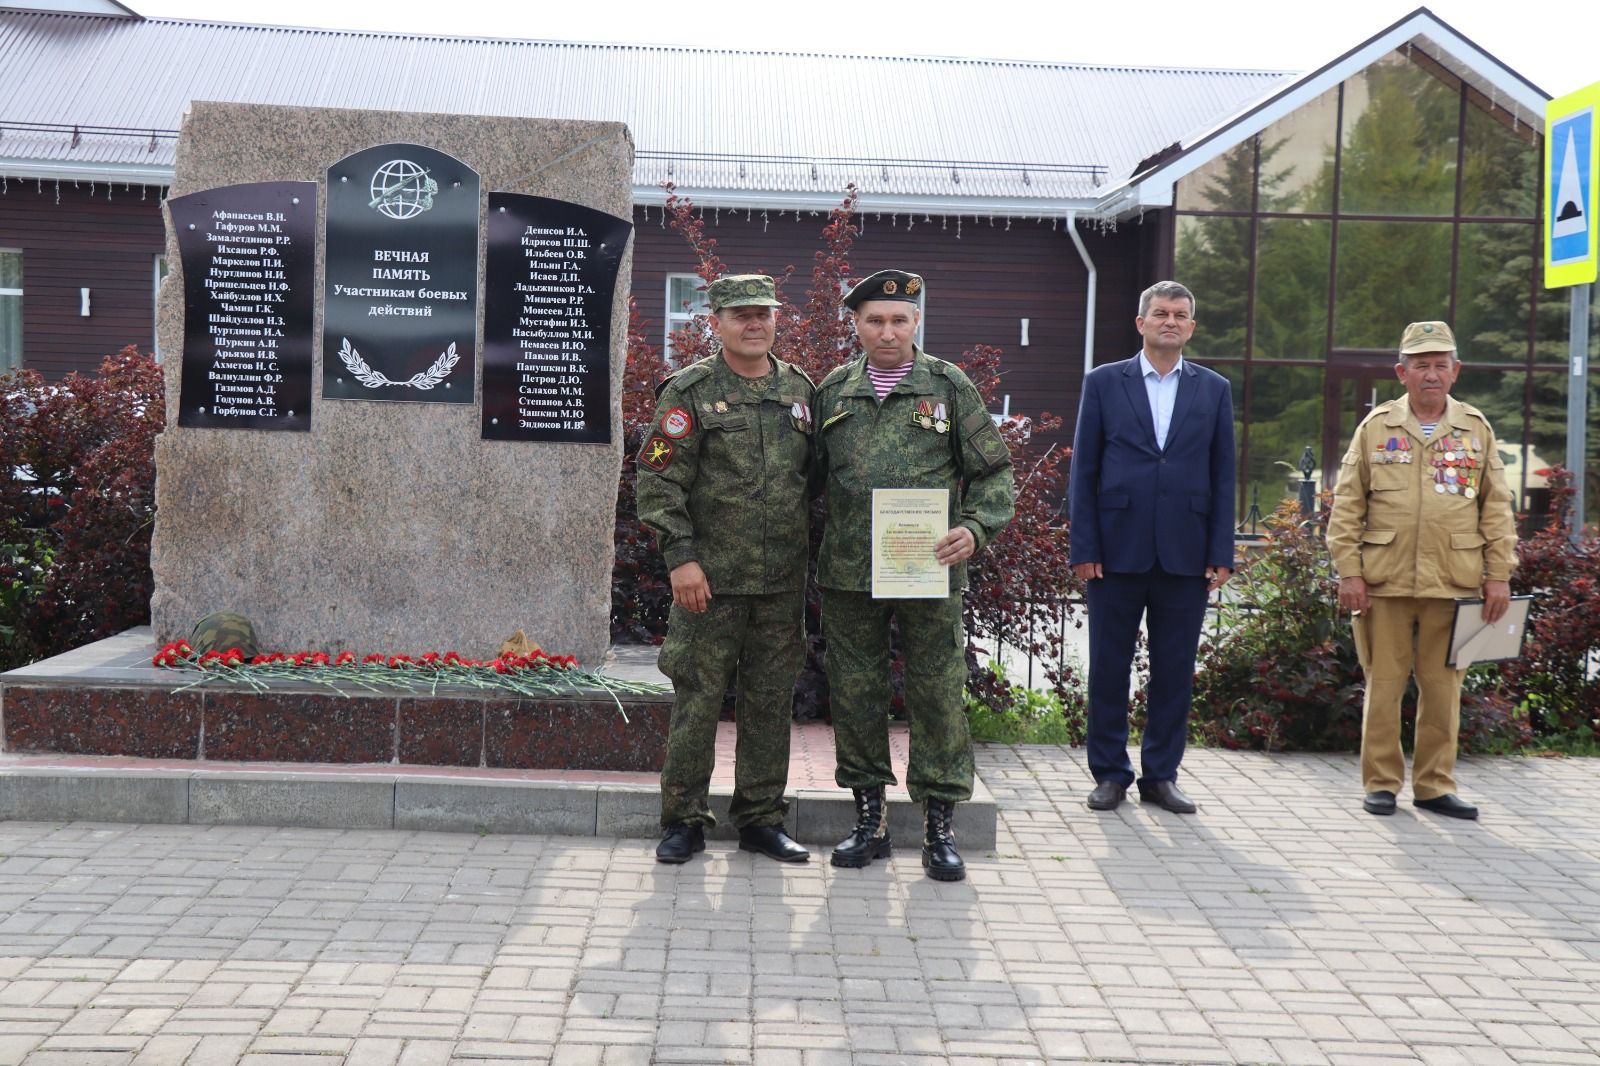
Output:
[843,269,924,310]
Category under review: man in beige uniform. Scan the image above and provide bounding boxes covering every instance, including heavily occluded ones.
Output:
[1328,321,1517,820]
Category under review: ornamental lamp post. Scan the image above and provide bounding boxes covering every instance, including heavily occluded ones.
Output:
[1298,445,1317,520]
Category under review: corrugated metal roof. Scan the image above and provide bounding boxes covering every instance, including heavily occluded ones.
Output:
[0,11,1292,207]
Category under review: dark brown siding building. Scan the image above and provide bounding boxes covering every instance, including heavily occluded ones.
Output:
[4,6,1577,517]
[0,181,165,377]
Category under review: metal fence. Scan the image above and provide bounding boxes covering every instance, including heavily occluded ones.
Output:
[972,451,1323,690]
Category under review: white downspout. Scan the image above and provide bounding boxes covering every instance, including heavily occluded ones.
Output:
[1065,210,1096,376]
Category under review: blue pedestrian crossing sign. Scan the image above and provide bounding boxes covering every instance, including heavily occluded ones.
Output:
[1546,83,1600,288]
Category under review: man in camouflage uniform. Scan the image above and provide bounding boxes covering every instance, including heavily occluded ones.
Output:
[815,269,1015,881]
[1329,320,1518,821]
[636,274,815,864]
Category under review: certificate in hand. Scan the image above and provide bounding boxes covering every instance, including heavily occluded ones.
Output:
[871,488,950,599]
[1445,595,1534,667]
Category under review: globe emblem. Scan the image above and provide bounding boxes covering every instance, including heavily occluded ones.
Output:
[368,159,438,220]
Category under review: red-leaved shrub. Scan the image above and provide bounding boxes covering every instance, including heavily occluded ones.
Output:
[0,348,163,666]
[1497,468,1600,742]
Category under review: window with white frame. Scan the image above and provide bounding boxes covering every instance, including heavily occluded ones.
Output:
[152,254,169,359]
[0,249,21,371]
[664,273,710,365]
[911,284,927,348]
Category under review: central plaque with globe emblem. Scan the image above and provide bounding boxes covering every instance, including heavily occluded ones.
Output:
[321,143,479,404]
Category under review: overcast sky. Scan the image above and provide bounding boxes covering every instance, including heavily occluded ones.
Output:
[137,0,1594,99]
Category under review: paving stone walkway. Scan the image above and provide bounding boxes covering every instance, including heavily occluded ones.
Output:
[1,744,1597,1066]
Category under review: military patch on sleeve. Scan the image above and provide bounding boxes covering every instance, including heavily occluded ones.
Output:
[971,421,1011,472]
[641,436,675,471]
[660,407,693,439]
[979,429,1007,460]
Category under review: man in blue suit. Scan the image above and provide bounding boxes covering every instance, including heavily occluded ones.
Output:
[1069,281,1236,813]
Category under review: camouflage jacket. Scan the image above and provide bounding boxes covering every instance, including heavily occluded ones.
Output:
[1328,395,1518,599]
[814,348,1015,592]
[635,354,816,594]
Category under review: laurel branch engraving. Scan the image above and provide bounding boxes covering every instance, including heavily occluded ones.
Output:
[338,338,459,390]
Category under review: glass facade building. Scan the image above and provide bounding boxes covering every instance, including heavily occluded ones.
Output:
[1173,48,1598,527]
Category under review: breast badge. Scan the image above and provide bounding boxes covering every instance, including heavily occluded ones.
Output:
[1429,434,1479,497]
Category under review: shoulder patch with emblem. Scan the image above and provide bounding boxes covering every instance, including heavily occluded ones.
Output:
[640,436,675,471]
[965,414,1011,473]
[660,407,692,439]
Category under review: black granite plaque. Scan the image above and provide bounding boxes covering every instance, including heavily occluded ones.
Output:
[170,182,316,431]
[322,143,478,404]
[481,194,633,443]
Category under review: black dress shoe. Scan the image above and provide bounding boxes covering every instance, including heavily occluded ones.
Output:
[1363,790,1397,816]
[1414,794,1478,820]
[655,823,705,863]
[1086,780,1127,811]
[1138,780,1197,814]
[738,824,810,862]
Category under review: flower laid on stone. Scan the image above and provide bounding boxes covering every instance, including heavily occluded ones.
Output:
[149,639,662,715]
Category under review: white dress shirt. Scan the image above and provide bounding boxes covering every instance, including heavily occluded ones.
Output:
[1138,350,1184,450]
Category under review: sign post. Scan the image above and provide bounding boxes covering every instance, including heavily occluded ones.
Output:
[1545,82,1600,540]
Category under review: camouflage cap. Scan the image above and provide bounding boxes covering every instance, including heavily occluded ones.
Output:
[189,611,260,657]
[707,274,780,312]
[844,269,924,310]
[1399,320,1456,355]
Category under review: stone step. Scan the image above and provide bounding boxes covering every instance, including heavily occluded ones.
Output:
[0,754,997,849]
[1,630,998,848]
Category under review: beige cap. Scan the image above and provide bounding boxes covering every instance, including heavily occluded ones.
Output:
[1399,320,1456,355]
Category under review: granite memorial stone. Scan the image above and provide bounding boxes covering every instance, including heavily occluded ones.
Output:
[151,102,634,664]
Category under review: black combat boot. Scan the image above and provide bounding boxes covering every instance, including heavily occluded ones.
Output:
[830,786,891,868]
[921,798,965,881]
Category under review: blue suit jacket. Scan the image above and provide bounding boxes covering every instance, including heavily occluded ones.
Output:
[1069,353,1237,576]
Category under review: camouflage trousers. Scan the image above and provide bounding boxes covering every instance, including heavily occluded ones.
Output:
[821,588,974,804]
[656,589,804,829]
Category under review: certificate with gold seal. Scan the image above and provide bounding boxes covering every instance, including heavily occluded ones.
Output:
[871,488,950,599]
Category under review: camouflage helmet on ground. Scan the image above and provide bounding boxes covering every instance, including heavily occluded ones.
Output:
[189,612,260,656]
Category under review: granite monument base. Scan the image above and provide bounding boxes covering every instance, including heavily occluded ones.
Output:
[1,629,668,773]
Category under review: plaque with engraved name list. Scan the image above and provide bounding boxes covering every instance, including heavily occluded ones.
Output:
[481,193,633,443]
[170,181,316,431]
